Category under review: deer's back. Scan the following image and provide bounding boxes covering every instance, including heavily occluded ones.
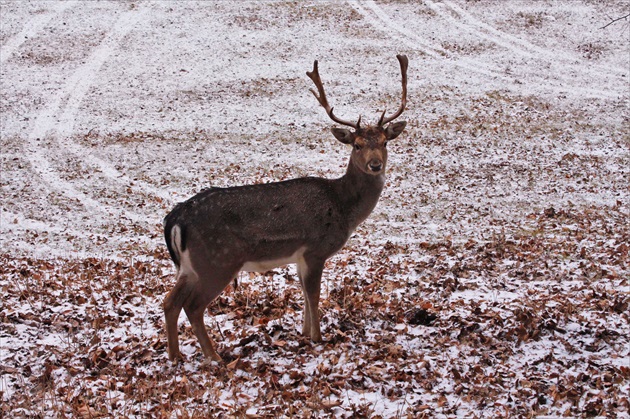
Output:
[164,177,351,266]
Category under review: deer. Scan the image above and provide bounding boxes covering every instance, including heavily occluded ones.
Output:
[163,55,408,362]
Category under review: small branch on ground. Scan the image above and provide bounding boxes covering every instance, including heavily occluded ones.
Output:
[601,13,630,29]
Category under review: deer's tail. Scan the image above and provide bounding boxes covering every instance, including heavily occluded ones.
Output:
[163,207,186,268]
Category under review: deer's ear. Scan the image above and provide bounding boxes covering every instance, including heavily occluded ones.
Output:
[385,121,406,141]
[331,127,355,144]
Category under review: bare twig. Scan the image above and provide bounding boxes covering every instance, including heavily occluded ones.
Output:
[601,12,630,29]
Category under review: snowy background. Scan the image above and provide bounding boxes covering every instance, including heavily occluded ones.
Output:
[1,0,628,417]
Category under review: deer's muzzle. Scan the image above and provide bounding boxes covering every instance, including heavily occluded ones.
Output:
[368,160,383,173]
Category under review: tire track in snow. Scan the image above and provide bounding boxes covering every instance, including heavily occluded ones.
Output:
[424,0,544,60]
[351,0,500,79]
[24,4,151,227]
[54,138,174,205]
[0,1,77,65]
[353,0,621,100]
[52,6,174,206]
[426,0,626,96]
[441,0,627,77]
[56,104,173,204]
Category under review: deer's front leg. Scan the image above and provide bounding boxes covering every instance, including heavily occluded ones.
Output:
[298,258,324,342]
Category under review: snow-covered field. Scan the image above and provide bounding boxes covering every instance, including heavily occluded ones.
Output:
[1,0,628,417]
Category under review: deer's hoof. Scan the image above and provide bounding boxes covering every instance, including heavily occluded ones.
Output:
[168,351,184,364]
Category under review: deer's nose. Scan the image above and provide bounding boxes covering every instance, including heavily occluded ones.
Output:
[368,160,383,172]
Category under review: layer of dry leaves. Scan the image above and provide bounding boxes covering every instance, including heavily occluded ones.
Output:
[2,204,628,418]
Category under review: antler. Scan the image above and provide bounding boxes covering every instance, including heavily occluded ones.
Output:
[378,54,408,127]
[306,60,361,130]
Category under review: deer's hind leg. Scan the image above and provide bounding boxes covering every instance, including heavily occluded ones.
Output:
[164,272,192,362]
[165,245,236,362]
[183,288,223,362]
[181,256,241,362]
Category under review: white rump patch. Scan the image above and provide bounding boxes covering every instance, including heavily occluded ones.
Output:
[171,225,197,279]
[171,225,183,257]
[178,248,197,278]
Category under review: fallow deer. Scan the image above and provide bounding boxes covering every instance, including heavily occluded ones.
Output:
[163,55,408,361]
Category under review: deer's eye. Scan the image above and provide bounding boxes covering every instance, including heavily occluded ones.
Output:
[354,143,362,151]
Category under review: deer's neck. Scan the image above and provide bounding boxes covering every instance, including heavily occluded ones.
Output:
[336,157,385,232]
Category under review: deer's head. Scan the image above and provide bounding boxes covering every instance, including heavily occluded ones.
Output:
[307,55,408,176]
